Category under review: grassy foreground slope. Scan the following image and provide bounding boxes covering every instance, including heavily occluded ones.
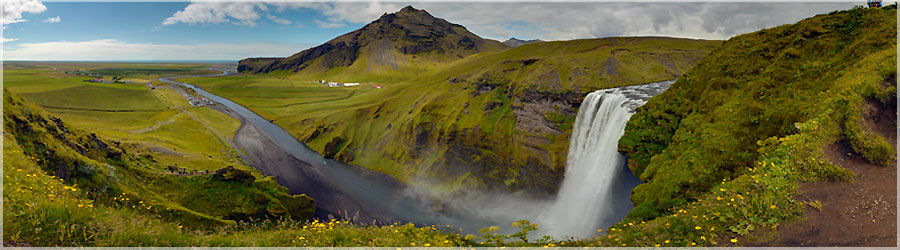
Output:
[597,6,895,246]
[2,89,319,245]
[3,131,464,247]
[190,37,719,195]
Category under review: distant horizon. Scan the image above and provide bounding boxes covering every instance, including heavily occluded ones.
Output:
[3,60,237,63]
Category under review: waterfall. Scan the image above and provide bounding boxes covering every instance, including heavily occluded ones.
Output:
[537,80,673,239]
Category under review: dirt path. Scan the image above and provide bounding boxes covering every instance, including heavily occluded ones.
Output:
[747,99,897,247]
[181,106,241,155]
[130,112,182,133]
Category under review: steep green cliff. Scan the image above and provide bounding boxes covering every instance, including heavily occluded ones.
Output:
[607,6,895,245]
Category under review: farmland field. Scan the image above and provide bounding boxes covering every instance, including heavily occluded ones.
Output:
[3,62,249,173]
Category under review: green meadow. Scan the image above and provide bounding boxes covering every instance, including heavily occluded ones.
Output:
[3,62,245,174]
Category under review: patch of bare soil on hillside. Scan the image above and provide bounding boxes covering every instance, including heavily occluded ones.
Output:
[747,98,897,247]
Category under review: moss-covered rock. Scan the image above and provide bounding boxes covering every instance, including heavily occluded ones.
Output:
[213,166,256,185]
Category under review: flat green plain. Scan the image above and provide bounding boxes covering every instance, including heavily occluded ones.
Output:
[3,62,247,174]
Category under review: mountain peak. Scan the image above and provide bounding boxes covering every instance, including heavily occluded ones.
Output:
[381,5,435,21]
[238,6,506,74]
[502,37,542,47]
[399,5,419,13]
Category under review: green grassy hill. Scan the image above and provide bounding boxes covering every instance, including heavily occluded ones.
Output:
[3,90,315,234]
[595,5,896,246]
[190,36,719,196]
[3,64,245,173]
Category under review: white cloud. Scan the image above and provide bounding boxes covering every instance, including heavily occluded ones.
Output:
[312,2,402,24]
[163,1,401,29]
[2,0,46,25]
[2,37,19,43]
[2,39,313,61]
[42,15,60,23]
[162,2,855,41]
[411,2,857,41]
[266,14,291,25]
[313,19,344,29]
[162,2,265,27]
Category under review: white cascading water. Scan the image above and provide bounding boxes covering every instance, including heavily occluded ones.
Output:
[537,80,674,239]
[398,80,673,240]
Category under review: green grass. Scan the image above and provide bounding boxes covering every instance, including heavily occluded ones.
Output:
[2,91,354,246]
[3,63,250,180]
[21,85,165,110]
[612,6,896,247]
[4,132,472,247]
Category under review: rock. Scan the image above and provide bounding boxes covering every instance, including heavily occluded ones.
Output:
[213,166,256,185]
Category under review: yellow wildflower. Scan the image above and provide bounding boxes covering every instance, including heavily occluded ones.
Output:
[695,226,701,230]
[731,239,738,243]
[424,243,431,247]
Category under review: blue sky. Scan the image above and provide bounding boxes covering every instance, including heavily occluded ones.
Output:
[2,1,859,61]
[8,3,352,45]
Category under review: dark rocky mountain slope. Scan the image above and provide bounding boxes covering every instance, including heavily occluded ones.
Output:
[238,6,507,74]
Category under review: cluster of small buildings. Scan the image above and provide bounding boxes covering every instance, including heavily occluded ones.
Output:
[187,94,214,107]
[313,80,381,88]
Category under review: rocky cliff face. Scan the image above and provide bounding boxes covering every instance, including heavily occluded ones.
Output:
[238,6,506,74]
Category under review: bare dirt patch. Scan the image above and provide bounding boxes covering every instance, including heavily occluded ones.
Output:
[747,97,897,247]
